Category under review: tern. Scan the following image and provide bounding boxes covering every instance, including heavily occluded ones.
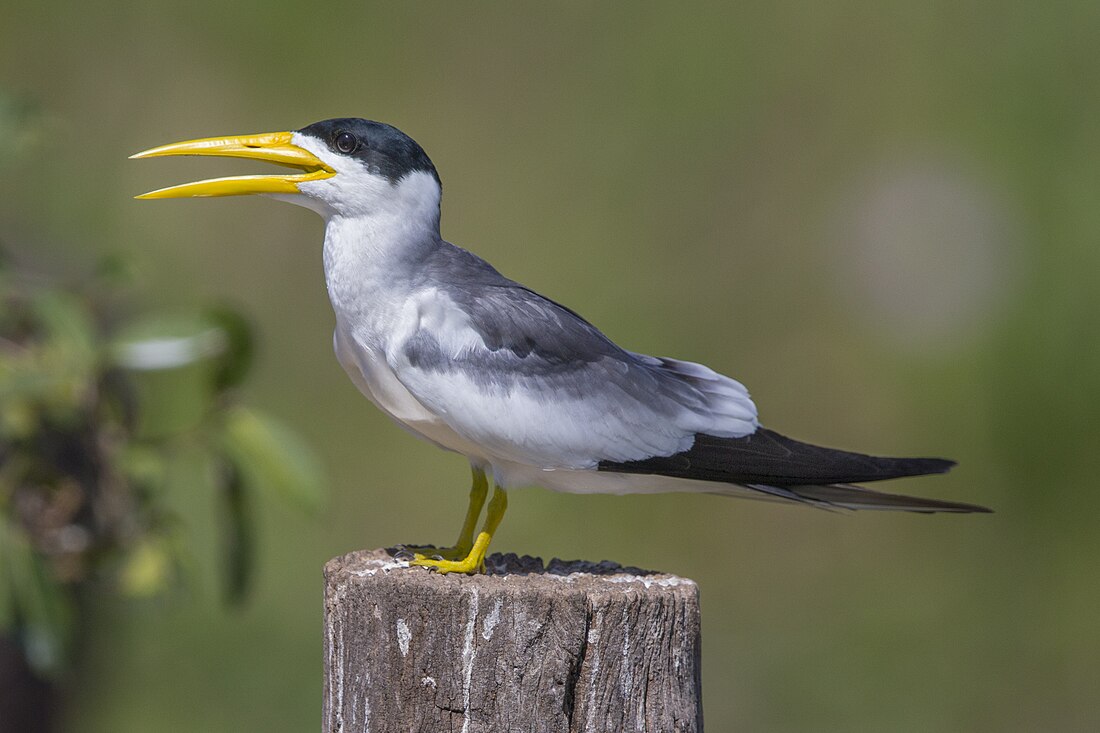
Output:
[133,118,990,573]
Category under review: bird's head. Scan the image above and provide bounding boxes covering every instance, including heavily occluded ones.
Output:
[132,118,441,224]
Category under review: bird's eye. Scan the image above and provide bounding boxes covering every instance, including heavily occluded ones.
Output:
[334,132,358,154]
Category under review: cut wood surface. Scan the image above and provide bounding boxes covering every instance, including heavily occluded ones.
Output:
[323,548,703,733]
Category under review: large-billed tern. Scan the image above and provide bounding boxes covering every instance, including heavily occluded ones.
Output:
[133,118,989,574]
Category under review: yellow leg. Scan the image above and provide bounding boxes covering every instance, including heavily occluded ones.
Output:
[452,467,489,554]
[412,484,507,575]
[403,467,488,561]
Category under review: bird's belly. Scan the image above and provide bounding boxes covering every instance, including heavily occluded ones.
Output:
[333,327,490,460]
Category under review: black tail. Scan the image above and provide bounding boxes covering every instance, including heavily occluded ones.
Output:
[743,482,991,513]
[598,428,990,513]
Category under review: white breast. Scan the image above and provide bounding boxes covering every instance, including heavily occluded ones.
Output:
[332,319,491,461]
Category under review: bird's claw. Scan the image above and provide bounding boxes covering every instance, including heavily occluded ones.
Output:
[411,553,486,575]
[397,543,471,563]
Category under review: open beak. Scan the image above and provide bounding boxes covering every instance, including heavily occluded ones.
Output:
[130,131,335,199]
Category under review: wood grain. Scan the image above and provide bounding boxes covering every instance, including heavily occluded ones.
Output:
[323,549,703,733]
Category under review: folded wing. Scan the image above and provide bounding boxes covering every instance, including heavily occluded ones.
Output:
[389,244,757,468]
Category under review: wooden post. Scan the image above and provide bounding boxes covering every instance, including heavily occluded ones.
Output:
[323,549,703,733]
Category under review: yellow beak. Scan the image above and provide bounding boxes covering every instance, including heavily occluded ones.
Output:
[130,131,335,199]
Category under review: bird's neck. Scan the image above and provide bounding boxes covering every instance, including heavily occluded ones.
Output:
[322,208,440,320]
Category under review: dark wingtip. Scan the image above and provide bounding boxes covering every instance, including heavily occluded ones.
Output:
[903,459,993,512]
[900,457,956,476]
[912,497,993,514]
[910,499,990,510]
[786,482,991,513]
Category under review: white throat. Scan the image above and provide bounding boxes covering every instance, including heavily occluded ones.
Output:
[315,171,442,324]
[265,133,444,329]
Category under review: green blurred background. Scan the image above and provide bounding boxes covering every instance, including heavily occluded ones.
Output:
[2,2,1098,730]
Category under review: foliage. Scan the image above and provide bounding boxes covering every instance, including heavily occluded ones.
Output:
[0,256,324,677]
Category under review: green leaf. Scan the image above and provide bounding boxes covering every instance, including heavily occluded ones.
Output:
[111,312,226,371]
[31,290,96,364]
[1,291,98,431]
[216,458,254,606]
[117,443,167,495]
[0,397,38,439]
[0,518,74,677]
[111,312,232,437]
[118,538,173,598]
[95,252,139,288]
[203,306,255,391]
[0,290,97,430]
[220,407,325,514]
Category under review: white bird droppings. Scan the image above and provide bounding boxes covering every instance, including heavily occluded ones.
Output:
[603,574,696,590]
[619,606,634,701]
[361,670,372,733]
[461,587,479,733]
[481,598,502,641]
[396,619,411,657]
[351,559,409,577]
[583,608,603,733]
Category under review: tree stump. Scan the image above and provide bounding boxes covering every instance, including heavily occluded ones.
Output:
[323,548,703,733]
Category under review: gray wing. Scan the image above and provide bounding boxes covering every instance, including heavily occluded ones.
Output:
[387,243,758,468]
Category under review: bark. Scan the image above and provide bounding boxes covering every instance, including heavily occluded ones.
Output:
[323,549,703,733]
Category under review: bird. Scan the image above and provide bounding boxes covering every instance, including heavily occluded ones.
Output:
[132,118,990,573]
